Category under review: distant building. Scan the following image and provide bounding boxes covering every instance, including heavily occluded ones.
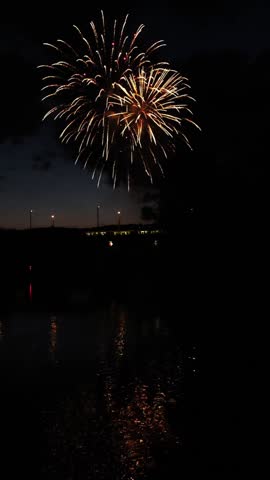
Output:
[84,224,164,237]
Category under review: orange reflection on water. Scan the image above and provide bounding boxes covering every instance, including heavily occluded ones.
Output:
[112,382,170,478]
[102,305,172,479]
[114,310,127,359]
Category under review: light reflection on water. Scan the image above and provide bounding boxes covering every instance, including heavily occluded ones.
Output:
[0,303,186,479]
[29,282,33,302]
[99,304,179,479]
[49,315,57,362]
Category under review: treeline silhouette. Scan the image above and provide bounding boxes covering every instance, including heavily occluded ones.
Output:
[140,48,268,333]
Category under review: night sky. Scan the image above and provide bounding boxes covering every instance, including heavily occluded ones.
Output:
[1,1,269,229]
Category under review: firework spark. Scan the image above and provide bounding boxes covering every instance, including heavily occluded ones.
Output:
[38,11,199,188]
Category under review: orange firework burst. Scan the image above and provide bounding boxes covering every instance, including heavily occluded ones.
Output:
[110,67,200,182]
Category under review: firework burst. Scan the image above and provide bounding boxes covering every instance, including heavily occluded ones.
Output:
[110,67,200,183]
[38,11,199,188]
[38,11,167,187]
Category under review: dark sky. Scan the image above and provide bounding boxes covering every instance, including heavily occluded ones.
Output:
[1,2,269,228]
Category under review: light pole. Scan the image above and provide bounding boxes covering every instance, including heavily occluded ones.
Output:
[97,203,100,228]
[29,209,33,230]
[117,211,121,226]
[51,214,55,227]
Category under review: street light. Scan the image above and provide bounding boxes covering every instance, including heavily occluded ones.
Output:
[51,214,55,227]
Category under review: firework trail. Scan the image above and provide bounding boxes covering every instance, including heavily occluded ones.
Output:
[38,11,199,188]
